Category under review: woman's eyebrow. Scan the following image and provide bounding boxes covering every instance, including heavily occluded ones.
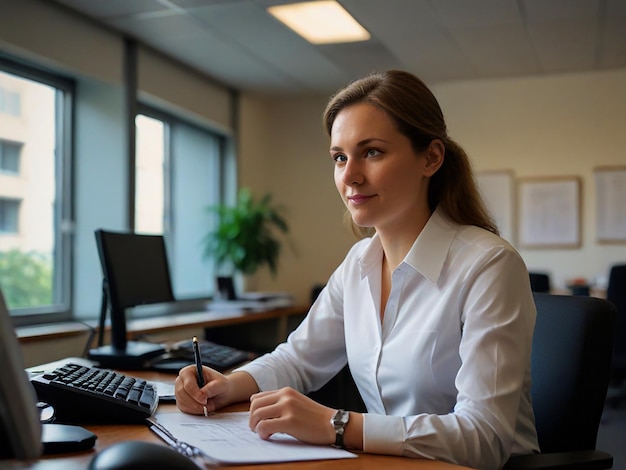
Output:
[330,138,390,152]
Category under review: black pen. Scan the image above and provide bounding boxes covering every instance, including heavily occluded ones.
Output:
[192,336,208,417]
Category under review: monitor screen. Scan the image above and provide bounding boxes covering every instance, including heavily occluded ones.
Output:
[95,230,175,311]
[95,229,175,351]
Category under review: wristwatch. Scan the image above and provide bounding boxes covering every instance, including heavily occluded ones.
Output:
[331,409,350,448]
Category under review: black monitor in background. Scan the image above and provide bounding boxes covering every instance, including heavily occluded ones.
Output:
[88,229,171,369]
[216,276,237,300]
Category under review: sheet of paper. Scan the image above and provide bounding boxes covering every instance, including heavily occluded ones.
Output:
[150,380,176,401]
[153,410,356,464]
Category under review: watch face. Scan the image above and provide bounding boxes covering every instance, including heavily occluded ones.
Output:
[332,410,349,448]
[333,410,349,427]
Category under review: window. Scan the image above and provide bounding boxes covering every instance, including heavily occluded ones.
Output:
[0,140,22,174]
[0,198,19,233]
[136,105,230,300]
[135,114,166,234]
[0,85,21,116]
[0,59,73,322]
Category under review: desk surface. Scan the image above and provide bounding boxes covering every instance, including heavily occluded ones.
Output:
[17,367,474,470]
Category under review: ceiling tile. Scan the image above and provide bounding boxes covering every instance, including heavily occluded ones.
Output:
[600,15,626,68]
[189,2,349,92]
[451,25,541,76]
[523,0,600,22]
[108,10,207,42]
[342,0,443,33]
[52,0,171,18]
[606,0,626,15]
[527,20,597,72]
[431,0,521,28]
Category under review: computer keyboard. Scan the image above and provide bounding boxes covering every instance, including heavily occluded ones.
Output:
[31,362,158,424]
[168,339,254,372]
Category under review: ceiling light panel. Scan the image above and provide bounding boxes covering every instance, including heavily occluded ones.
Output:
[267,1,370,44]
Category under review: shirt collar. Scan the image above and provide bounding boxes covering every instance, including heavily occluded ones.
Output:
[358,207,459,285]
[405,207,458,285]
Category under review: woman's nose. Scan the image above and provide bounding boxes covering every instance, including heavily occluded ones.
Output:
[341,159,364,185]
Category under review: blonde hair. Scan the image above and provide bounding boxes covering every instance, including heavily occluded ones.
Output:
[323,70,498,238]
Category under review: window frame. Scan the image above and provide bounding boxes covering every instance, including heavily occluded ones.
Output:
[0,54,75,327]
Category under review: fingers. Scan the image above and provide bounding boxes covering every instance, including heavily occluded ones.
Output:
[175,365,207,415]
[175,364,233,415]
[249,389,292,439]
[248,388,335,445]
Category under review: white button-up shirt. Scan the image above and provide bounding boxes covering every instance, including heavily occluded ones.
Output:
[238,208,539,470]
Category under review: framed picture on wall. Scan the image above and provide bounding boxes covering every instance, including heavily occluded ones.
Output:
[517,176,581,249]
[594,166,626,243]
[476,170,515,243]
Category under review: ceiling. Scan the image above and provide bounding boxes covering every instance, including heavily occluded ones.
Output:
[49,0,626,96]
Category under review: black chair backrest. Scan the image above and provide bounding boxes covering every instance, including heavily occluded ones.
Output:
[529,272,550,293]
[310,283,325,306]
[606,263,626,358]
[531,293,616,453]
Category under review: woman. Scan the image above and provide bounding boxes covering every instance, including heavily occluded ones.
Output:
[175,70,539,470]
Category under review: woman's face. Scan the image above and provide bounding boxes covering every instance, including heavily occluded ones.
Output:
[330,102,438,234]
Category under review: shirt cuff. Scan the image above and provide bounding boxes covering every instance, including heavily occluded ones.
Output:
[233,362,279,391]
[363,413,405,455]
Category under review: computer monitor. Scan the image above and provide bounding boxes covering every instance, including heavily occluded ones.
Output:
[88,229,171,369]
[2,286,100,456]
[0,286,42,459]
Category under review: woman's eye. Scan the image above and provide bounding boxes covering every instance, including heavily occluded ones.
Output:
[366,149,381,157]
[333,154,347,163]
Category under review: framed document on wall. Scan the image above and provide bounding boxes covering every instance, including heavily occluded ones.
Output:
[594,166,626,243]
[517,176,581,249]
[476,170,515,243]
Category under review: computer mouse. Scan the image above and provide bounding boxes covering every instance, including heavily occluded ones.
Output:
[88,440,199,470]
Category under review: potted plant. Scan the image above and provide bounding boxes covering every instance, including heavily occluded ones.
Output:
[203,188,289,293]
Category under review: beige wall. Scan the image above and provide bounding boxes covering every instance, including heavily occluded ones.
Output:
[240,68,626,302]
[238,94,356,305]
[435,69,626,290]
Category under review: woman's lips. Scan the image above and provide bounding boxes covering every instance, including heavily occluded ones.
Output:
[348,194,373,205]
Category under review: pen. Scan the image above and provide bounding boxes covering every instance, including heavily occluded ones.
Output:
[192,336,209,417]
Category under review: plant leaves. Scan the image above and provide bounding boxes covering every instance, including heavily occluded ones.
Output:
[203,188,289,276]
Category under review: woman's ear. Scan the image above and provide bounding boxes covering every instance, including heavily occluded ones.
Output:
[423,139,445,177]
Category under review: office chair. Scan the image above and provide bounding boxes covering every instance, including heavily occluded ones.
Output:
[504,293,615,470]
[606,263,626,407]
[528,272,551,293]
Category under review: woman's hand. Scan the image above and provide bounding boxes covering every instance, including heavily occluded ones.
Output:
[175,366,260,415]
[175,364,231,414]
[249,387,336,445]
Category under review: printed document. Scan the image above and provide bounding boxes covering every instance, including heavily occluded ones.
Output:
[150,410,356,465]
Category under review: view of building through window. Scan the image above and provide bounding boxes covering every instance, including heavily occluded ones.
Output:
[0,70,58,310]
[135,114,165,235]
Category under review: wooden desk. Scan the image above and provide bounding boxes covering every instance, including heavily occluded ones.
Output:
[17,368,474,470]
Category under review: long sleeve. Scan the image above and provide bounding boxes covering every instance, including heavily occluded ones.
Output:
[234,242,360,394]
